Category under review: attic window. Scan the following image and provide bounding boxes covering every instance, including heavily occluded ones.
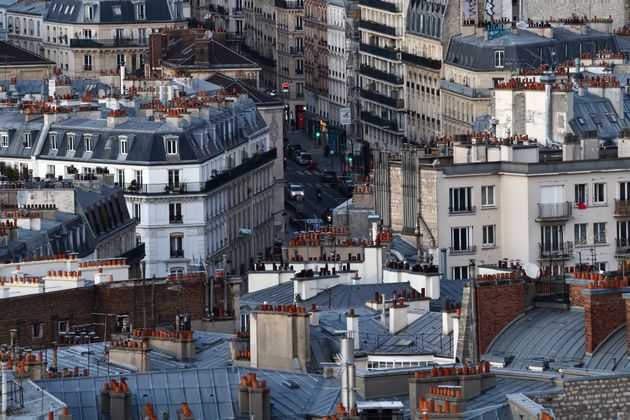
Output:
[590,114,602,126]
[577,117,586,126]
[84,5,94,21]
[85,134,92,152]
[0,133,8,148]
[23,132,31,148]
[394,339,413,347]
[136,3,145,19]
[112,5,122,16]
[165,136,178,155]
[606,113,618,123]
[68,133,75,150]
[119,135,128,154]
[68,5,75,14]
[50,132,58,150]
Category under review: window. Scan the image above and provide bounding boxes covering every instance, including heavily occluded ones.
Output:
[169,202,182,223]
[593,222,606,244]
[168,169,180,188]
[133,203,141,222]
[117,53,125,67]
[541,225,563,252]
[134,170,142,186]
[31,322,43,339]
[450,226,472,253]
[295,16,303,30]
[85,135,92,152]
[606,113,618,123]
[117,169,125,186]
[85,4,94,20]
[50,133,58,149]
[58,320,69,334]
[23,132,31,148]
[482,225,495,247]
[574,184,587,204]
[119,136,128,154]
[617,221,630,248]
[494,50,504,68]
[170,233,184,258]
[0,133,8,147]
[47,164,55,176]
[83,54,92,70]
[136,3,145,19]
[593,183,606,204]
[68,134,75,151]
[481,185,495,207]
[166,137,178,154]
[452,266,468,280]
[574,223,587,245]
[449,187,473,213]
[591,114,602,126]
[112,5,122,15]
[577,116,586,126]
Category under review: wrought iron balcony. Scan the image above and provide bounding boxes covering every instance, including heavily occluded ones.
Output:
[537,202,573,221]
[359,20,398,36]
[401,52,442,70]
[614,199,630,217]
[170,249,185,258]
[169,214,183,224]
[274,0,303,8]
[70,38,149,48]
[616,238,630,256]
[538,241,573,259]
[359,64,403,85]
[359,42,399,60]
[360,89,404,109]
[448,205,476,215]
[449,245,477,255]
[360,111,402,131]
[359,0,401,13]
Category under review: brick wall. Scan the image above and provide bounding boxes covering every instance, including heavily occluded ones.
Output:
[568,284,587,308]
[533,375,630,419]
[583,290,626,354]
[476,280,526,355]
[0,279,206,348]
[626,298,630,359]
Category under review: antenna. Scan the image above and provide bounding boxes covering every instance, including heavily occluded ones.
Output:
[523,263,541,279]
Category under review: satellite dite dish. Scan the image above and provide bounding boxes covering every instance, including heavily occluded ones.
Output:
[97,88,106,98]
[523,263,541,279]
[516,21,528,30]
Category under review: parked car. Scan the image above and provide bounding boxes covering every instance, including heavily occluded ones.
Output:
[287,184,305,200]
[319,170,337,184]
[337,176,355,196]
[296,152,312,165]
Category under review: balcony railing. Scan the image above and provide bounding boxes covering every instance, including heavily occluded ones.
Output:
[360,89,404,109]
[448,205,476,215]
[359,20,398,36]
[274,0,303,8]
[449,245,477,255]
[360,111,401,131]
[226,32,245,40]
[616,238,630,255]
[538,241,573,259]
[169,215,183,224]
[359,42,399,60]
[359,0,401,13]
[122,149,276,196]
[289,46,304,55]
[170,250,185,258]
[359,64,403,85]
[401,52,442,70]
[241,45,276,67]
[614,199,630,216]
[537,202,573,221]
[70,38,149,48]
[232,7,244,15]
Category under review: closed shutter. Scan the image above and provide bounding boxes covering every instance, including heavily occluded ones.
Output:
[540,185,564,204]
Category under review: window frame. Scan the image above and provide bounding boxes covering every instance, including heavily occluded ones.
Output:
[494,50,505,68]
[593,222,606,244]
[481,185,495,207]
[592,182,606,205]
[482,225,496,247]
[574,223,588,245]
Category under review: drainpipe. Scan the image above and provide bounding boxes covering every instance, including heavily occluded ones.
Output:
[1,361,7,415]
[541,72,556,146]
[440,248,448,282]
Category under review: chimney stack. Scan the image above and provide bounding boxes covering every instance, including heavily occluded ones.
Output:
[108,378,133,420]
[340,333,356,411]
[346,308,360,350]
[309,304,319,327]
[238,373,271,420]
[389,299,409,334]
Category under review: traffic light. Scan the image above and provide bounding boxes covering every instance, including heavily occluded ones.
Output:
[347,154,353,164]
[315,130,321,139]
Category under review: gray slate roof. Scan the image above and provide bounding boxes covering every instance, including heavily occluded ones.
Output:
[45,0,180,23]
[569,91,628,141]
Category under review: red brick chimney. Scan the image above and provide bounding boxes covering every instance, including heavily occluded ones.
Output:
[582,285,627,354]
[625,293,630,357]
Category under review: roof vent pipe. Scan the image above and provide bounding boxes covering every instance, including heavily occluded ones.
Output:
[540,72,556,145]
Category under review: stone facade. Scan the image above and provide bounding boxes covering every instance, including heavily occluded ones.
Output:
[389,162,404,232]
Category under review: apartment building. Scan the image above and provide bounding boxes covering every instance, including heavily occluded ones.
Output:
[374,135,630,279]
[303,0,327,137]
[6,0,45,54]
[358,0,406,152]
[243,0,276,88]
[41,0,186,77]
[206,0,245,47]
[441,23,619,136]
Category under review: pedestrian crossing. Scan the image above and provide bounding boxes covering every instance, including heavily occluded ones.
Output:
[294,169,318,176]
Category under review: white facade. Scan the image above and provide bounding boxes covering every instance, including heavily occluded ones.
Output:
[6,4,44,53]
[326,1,349,126]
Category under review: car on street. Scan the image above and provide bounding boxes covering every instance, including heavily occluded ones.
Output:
[295,152,312,165]
[337,176,355,197]
[287,184,305,200]
[319,170,337,184]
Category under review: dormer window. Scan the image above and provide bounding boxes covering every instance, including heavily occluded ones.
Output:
[67,133,75,151]
[136,3,145,19]
[85,134,92,151]
[50,133,58,149]
[165,136,178,155]
[120,136,128,154]
[84,5,94,21]
[112,5,122,16]
[23,132,31,148]
[0,133,8,148]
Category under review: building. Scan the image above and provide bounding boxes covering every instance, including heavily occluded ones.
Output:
[243,0,276,88]
[441,24,619,137]
[206,0,245,47]
[0,40,54,79]
[358,0,406,152]
[0,0,17,41]
[41,0,186,77]
[6,0,46,54]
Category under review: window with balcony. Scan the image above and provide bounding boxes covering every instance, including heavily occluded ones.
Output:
[170,233,184,258]
[117,54,125,68]
[482,225,495,247]
[541,225,564,253]
[574,223,587,245]
[134,170,142,186]
[169,202,182,223]
[295,16,302,30]
[449,187,473,213]
[617,221,630,252]
[83,54,92,70]
[494,50,504,68]
[450,226,473,253]
[593,182,606,205]
[117,169,125,186]
[574,183,587,204]
[481,185,495,207]
[168,169,180,189]
[593,222,606,244]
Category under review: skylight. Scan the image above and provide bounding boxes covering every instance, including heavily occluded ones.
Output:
[112,5,122,15]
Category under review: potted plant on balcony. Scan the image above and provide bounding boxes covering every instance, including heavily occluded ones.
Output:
[164,185,173,194]
[128,179,139,192]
